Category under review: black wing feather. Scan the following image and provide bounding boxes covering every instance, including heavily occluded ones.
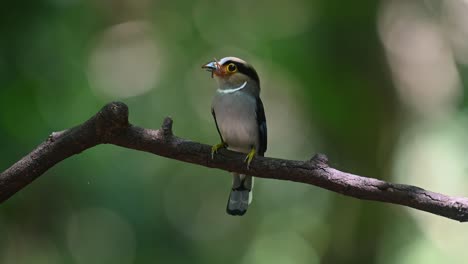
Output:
[256,97,267,156]
[211,108,224,143]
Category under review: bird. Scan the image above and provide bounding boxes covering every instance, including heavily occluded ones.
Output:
[202,57,267,216]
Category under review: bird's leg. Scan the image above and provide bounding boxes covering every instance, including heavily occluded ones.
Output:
[211,142,227,159]
[244,146,256,169]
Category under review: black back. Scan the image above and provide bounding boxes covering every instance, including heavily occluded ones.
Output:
[256,97,267,156]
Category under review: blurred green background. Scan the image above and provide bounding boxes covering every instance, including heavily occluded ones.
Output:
[2,0,468,263]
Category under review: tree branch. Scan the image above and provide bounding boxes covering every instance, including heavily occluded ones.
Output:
[1,102,468,222]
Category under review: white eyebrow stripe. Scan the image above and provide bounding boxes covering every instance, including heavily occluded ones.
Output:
[218,57,230,65]
[218,57,246,65]
[217,81,247,94]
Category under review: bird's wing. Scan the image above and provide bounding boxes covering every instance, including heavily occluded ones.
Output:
[256,97,267,156]
[211,108,224,143]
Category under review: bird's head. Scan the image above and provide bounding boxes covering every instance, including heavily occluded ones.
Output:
[202,57,260,91]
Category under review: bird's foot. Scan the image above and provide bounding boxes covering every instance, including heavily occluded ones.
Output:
[244,147,256,169]
[211,142,227,159]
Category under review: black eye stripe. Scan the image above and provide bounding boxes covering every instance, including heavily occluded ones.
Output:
[222,60,260,85]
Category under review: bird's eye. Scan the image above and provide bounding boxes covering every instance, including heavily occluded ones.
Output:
[226,63,237,73]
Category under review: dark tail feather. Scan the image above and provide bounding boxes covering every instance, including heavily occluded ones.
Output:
[226,174,253,216]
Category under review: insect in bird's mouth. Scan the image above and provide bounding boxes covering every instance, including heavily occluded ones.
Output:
[202,58,221,78]
[211,58,221,78]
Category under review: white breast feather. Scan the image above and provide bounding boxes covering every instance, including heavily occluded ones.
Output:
[212,92,258,153]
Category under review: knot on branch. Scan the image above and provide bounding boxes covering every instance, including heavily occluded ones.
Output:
[161,117,173,138]
[47,131,66,142]
[451,198,468,221]
[95,102,129,139]
[310,153,329,168]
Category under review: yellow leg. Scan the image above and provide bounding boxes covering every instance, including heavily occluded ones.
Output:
[211,142,227,159]
[244,147,256,169]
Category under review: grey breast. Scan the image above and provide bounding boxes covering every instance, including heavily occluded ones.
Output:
[212,90,259,153]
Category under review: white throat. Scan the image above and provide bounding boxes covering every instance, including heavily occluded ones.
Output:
[217,81,247,94]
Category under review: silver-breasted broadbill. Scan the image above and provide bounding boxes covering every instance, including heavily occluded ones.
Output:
[202,57,267,216]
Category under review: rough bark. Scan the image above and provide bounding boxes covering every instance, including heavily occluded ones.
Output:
[1,102,468,222]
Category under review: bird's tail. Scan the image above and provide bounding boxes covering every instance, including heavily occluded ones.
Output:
[226,173,254,216]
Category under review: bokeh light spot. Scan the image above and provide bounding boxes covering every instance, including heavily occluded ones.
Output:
[87,20,163,99]
[66,207,136,264]
[242,231,319,264]
[378,0,461,117]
